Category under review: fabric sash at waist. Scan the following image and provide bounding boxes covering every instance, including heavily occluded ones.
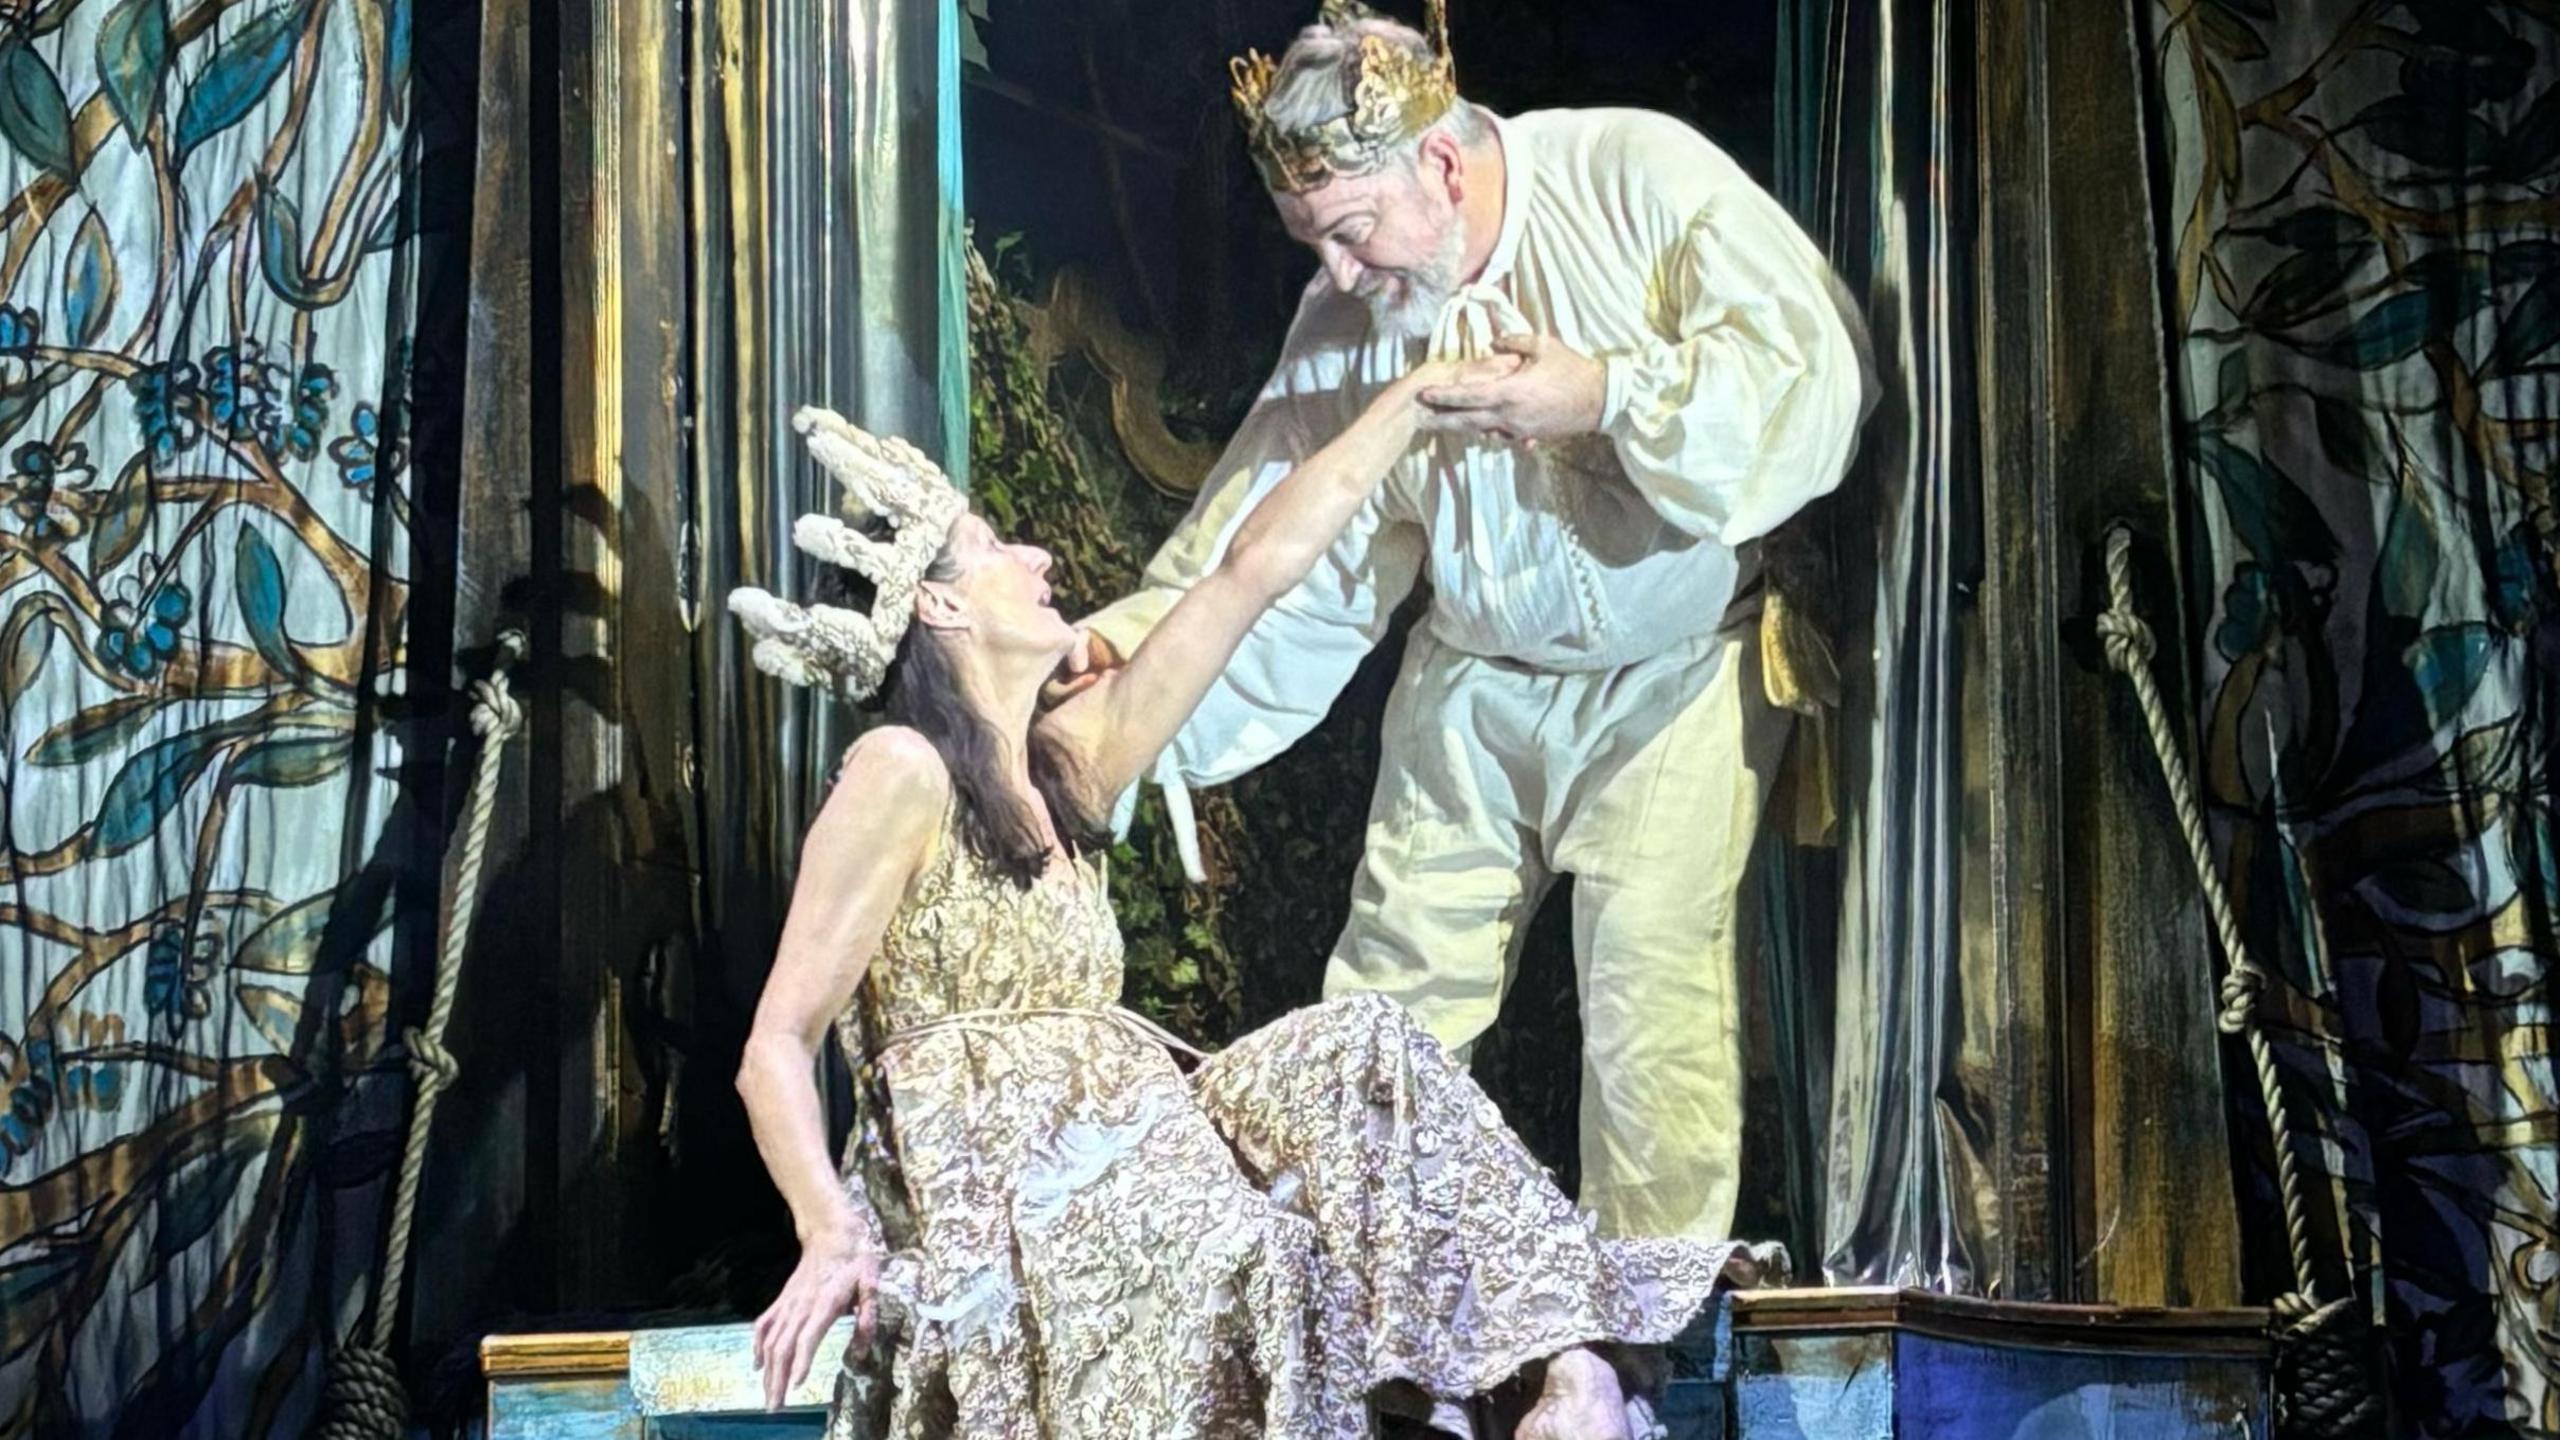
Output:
[875,1004,1212,1064]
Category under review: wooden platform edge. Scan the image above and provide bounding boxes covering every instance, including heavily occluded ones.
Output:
[480,1330,635,1378]
[1731,1287,2275,1357]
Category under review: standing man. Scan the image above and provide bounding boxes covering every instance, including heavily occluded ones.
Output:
[1071,0,1869,1242]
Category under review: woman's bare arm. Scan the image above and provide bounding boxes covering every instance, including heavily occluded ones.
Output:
[737,726,946,1404]
[1040,356,1510,812]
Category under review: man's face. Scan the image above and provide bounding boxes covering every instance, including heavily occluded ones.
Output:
[1274,158,1468,339]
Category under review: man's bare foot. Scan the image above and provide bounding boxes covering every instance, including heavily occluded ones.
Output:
[1515,1347,1629,1440]
[1723,1239,1791,1290]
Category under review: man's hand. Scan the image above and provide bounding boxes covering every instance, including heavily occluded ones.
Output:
[1418,332,1606,443]
[1041,628,1123,708]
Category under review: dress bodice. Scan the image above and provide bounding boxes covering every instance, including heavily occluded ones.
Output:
[854,809,1124,1043]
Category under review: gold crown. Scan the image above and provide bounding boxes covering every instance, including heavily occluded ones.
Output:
[1231,0,1457,194]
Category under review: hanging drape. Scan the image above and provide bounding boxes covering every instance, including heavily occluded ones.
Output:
[693,0,968,1006]
[2146,2,2558,1432]
[1777,0,1997,1295]
[0,0,425,1434]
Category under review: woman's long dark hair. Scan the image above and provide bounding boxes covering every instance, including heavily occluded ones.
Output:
[815,549,1108,887]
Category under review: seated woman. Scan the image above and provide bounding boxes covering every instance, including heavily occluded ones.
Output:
[729,383,1769,1440]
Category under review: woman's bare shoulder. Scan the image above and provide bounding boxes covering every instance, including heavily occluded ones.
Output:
[840,725,948,790]
[810,727,951,857]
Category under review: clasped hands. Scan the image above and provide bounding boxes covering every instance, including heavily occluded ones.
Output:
[1413,330,1607,444]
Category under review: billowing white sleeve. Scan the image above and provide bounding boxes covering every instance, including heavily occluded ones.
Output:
[1152,487,1421,787]
[1082,369,1423,879]
[1595,123,1870,544]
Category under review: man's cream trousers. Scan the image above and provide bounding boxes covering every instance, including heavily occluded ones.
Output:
[1321,619,1786,1241]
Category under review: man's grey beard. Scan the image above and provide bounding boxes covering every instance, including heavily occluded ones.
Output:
[1360,213,1470,340]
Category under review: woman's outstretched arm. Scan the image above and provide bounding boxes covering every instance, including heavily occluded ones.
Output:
[1041,355,1510,813]
[735,727,947,1408]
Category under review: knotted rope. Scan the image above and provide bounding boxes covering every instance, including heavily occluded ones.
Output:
[2096,528,2380,1439]
[317,631,527,1439]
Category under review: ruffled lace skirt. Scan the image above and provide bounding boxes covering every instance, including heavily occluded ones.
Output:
[836,992,1739,1440]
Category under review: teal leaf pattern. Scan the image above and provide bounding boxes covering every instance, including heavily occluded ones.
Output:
[173,3,308,163]
[228,892,336,976]
[2350,95,2498,172]
[138,1130,267,1289]
[254,185,330,309]
[232,524,297,679]
[26,692,176,766]
[90,724,235,857]
[0,382,49,449]
[2250,203,2370,250]
[0,1253,83,1366]
[87,457,155,577]
[2404,622,2498,736]
[2192,431,2341,566]
[2488,266,2560,375]
[2372,475,2441,625]
[97,0,174,150]
[1,599,65,708]
[2316,259,2493,369]
[2247,242,2374,326]
[228,731,349,788]
[65,210,119,348]
[0,41,76,179]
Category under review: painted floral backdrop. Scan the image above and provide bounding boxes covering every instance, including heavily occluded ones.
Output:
[2151,2,2558,1434]
[0,0,415,1434]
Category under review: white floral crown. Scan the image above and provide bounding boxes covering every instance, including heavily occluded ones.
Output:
[727,407,968,702]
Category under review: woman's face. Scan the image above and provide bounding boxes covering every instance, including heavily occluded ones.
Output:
[922,512,1075,658]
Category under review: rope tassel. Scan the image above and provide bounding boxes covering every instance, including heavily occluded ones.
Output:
[317,630,528,1440]
[2096,527,2381,1440]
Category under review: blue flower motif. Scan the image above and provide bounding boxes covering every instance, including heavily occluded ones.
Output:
[2487,526,2546,635]
[0,305,39,389]
[128,359,205,460]
[63,1061,123,1110]
[3,1038,56,1158]
[5,441,95,546]
[1,1091,44,1153]
[145,921,217,1029]
[205,342,286,448]
[99,566,192,680]
[281,363,338,461]
[330,402,390,492]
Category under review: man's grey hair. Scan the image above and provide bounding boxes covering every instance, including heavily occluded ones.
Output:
[1261,17,1486,167]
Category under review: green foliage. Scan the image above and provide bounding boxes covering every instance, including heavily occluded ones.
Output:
[964,238,1245,1038]
[963,235,1416,1042]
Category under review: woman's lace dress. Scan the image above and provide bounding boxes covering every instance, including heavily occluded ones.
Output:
[832,809,1739,1439]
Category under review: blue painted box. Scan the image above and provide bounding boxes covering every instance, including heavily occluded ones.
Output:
[1714,1288,2273,1440]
